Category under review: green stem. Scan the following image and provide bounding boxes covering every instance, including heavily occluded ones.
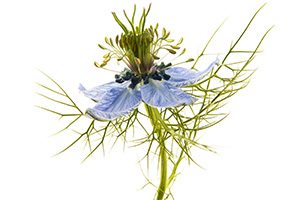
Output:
[145,104,168,200]
[157,132,168,200]
[168,149,184,186]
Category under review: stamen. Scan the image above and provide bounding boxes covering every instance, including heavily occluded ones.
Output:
[151,71,162,81]
[115,62,172,87]
[160,71,171,80]
[142,74,150,84]
[116,78,125,83]
[157,62,172,70]
[123,71,133,80]
[129,75,142,89]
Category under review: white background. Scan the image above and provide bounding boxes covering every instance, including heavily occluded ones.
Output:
[1,0,299,199]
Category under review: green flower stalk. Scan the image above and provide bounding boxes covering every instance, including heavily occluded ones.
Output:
[145,105,168,199]
[37,4,271,200]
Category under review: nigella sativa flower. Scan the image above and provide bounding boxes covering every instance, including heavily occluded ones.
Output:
[37,4,268,200]
[79,60,218,121]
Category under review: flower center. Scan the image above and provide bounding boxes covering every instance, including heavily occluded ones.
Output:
[115,62,172,89]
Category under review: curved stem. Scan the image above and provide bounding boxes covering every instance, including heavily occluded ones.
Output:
[144,104,168,200]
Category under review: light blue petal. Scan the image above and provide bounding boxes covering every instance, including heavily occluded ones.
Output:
[79,82,121,102]
[140,79,197,108]
[86,82,142,120]
[165,58,219,87]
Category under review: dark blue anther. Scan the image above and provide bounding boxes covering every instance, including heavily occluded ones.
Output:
[123,71,132,81]
[143,78,149,84]
[165,63,172,68]
[129,76,142,89]
[115,74,125,83]
[128,83,135,89]
[141,74,147,80]
[159,70,171,80]
[162,73,171,80]
[141,74,149,84]
[157,62,172,69]
[131,76,141,84]
[144,77,150,84]
[115,78,125,83]
[151,72,162,81]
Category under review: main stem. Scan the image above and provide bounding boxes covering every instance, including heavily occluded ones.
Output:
[145,104,168,200]
[157,129,167,200]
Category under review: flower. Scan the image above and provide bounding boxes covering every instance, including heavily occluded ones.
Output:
[79,59,218,121]
[37,4,268,200]
[78,4,219,121]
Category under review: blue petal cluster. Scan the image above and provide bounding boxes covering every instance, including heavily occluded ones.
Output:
[80,59,218,120]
